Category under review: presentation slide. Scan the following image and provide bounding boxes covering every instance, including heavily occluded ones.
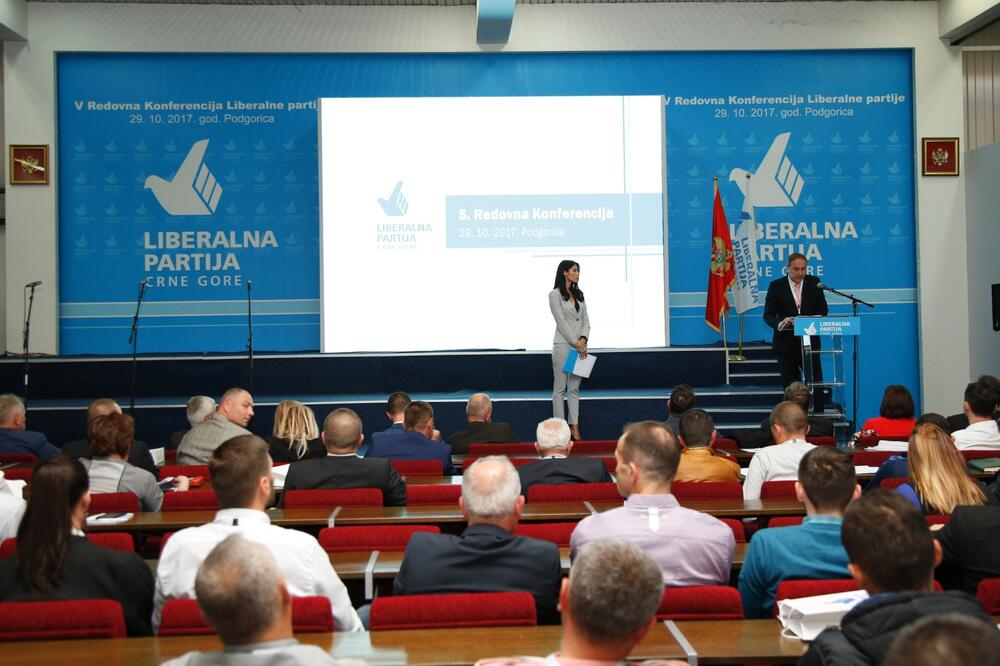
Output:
[319,95,667,353]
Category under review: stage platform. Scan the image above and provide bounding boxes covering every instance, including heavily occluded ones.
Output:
[1,344,844,448]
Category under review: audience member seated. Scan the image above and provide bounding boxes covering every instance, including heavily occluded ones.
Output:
[154,435,362,632]
[393,456,562,624]
[162,535,352,666]
[570,421,734,586]
[63,398,156,475]
[738,447,858,618]
[895,423,986,515]
[859,384,917,438]
[882,612,1000,666]
[379,391,411,436]
[81,412,189,512]
[0,394,60,460]
[283,408,406,506]
[674,409,741,483]
[863,413,951,493]
[759,382,834,438]
[951,376,1000,450]
[177,388,254,465]
[447,393,520,455]
[170,396,216,451]
[798,489,993,666]
[0,472,26,542]
[743,402,816,500]
[946,374,1000,432]
[664,384,696,438]
[517,418,611,495]
[476,540,677,666]
[367,400,456,475]
[266,400,325,463]
[934,502,1000,595]
[0,455,153,635]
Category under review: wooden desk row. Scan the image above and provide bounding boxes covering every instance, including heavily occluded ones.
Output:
[0,618,808,665]
[88,499,807,532]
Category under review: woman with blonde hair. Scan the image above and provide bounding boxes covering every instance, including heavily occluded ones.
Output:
[897,423,986,515]
[266,400,324,463]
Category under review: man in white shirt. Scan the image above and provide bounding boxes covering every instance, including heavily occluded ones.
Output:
[0,471,26,542]
[154,434,362,633]
[164,535,360,666]
[952,377,1000,450]
[743,401,816,500]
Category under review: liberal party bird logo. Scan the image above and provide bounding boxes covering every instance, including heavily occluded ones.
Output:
[728,132,804,208]
[378,181,409,216]
[144,140,223,216]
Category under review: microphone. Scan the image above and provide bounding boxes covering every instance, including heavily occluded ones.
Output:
[817,282,831,291]
[247,280,253,288]
[25,281,41,288]
[139,278,149,286]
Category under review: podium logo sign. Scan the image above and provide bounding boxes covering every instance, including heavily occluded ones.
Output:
[794,317,861,336]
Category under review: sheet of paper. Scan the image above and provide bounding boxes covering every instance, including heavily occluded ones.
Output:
[271,464,291,489]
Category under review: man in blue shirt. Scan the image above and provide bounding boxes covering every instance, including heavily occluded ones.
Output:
[0,393,61,460]
[738,446,859,618]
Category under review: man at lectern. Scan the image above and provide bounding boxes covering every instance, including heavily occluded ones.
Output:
[763,253,829,413]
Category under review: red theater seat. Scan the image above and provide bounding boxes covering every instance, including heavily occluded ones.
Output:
[976,578,1000,614]
[4,468,32,482]
[767,517,805,528]
[161,491,220,511]
[283,488,382,508]
[0,453,36,464]
[89,492,140,513]
[318,525,440,552]
[468,443,535,456]
[0,599,126,640]
[514,522,577,547]
[406,484,461,506]
[760,480,798,499]
[719,518,746,543]
[570,440,617,454]
[807,436,837,447]
[370,592,536,630]
[526,482,621,503]
[672,482,743,500]
[390,460,444,476]
[852,451,899,466]
[714,437,740,451]
[656,586,743,620]
[1,532,135,559]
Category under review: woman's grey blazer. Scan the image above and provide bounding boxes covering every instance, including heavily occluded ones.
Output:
[549,288,590,345]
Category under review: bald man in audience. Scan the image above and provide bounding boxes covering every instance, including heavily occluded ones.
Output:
[0,394,60,460]
[283,408,406,506]
[62,398,156,474]
[742,401,816,500]
[570,421,735,586]
[177,388,254,464]
[477,540,686,666]
[163,535,359,666]
[393,456,562,624]
[446,393,520,454]
[517,418,611,495]
[154,435,362,633]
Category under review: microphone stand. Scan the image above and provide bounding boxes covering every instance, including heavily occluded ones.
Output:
[128,280,149,414]
[820,284,874,433]
[22,283,39,405]
[246,280,254,394]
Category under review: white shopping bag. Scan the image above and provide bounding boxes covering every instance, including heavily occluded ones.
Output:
[777,589,869,641]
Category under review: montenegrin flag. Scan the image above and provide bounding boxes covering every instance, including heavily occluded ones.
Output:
[705,184,735,333]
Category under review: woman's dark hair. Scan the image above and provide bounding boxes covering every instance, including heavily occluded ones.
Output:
[553,260,584,302]
[914,412,952,435]
[17,455,89,593]
[879,385,915,420]
[88,412,134,459]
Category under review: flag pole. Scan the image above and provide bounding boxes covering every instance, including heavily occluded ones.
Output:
[714,177,731,356]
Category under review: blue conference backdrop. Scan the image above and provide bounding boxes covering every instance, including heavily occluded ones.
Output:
[58,50,916,417]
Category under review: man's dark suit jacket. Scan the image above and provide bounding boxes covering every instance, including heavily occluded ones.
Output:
[393,523,562,624]
[517,456,612,495]
[447,421,520,454]
[283,454,407,506]
[0,536,154,636]
[62,438,157,475]
[0,429,61,460]
[368,431,456,475]
[935,505,1000,595]
[762,274,829,352]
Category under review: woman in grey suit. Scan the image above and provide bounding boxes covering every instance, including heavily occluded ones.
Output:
[549,260,590,440]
